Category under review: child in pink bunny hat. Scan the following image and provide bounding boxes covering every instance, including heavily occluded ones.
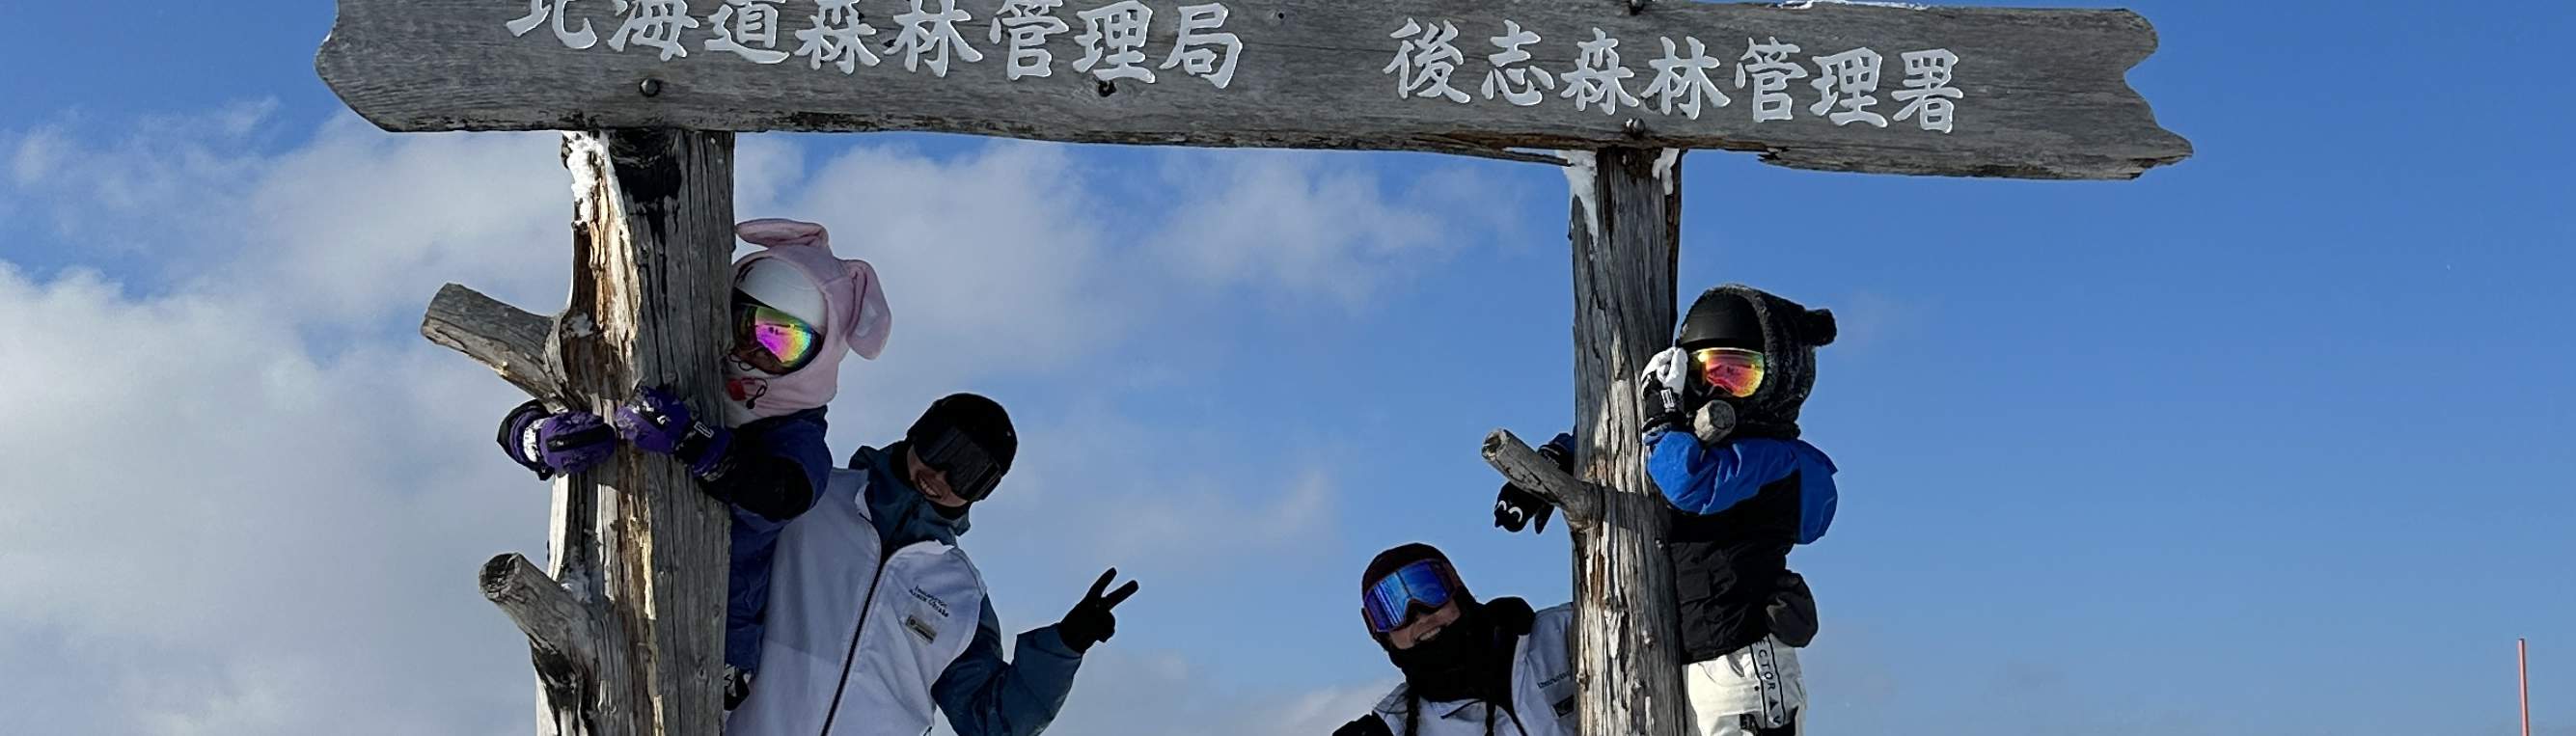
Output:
[491,217,891,706]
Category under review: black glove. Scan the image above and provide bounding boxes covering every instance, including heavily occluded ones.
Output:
[1332,715,1394,736]
[1639,346,1692,440]
[1494,434,1576,534]
[1055,568,1139,654]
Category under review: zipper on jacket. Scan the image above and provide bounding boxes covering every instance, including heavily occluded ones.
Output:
[814,549,897,736]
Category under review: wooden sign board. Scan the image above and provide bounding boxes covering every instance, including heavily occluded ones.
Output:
[317,0,2191,178]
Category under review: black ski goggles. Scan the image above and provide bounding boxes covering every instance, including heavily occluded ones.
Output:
[914,425,1005,503]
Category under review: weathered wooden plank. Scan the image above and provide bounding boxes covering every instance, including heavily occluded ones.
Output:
[316,0,2189,178]
[1483,428,1603,530]
[1562,147,1690,735]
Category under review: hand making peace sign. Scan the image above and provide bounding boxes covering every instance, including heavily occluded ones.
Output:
[1055,568,1140,654]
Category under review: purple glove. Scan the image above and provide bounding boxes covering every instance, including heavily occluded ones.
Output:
[497,400,616,480]
[612,385,730,478]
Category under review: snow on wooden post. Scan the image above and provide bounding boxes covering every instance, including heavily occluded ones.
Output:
[322,2,2192,734]
[421,130,737,736]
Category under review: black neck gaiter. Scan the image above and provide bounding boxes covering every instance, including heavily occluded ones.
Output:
[1388,607,1511,704]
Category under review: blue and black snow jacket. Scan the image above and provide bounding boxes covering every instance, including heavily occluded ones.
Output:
[1567,428,1837,662]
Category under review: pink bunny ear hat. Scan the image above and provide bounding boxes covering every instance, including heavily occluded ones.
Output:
[723,218,891,422]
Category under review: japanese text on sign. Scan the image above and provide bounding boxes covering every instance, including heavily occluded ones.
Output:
[1382,21,1963,132]
[505,3,1962,130]
[509,0,1243,88]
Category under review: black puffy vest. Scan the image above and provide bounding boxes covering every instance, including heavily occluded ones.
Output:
[1669,468,1810,664]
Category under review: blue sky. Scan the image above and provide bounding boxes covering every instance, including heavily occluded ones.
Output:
[4,1,2571,735]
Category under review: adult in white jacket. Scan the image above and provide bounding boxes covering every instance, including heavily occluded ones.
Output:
[1332,544,1578,736]
[725,394,1139,736]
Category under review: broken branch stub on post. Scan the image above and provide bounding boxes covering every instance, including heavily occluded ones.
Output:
[317,0,2189,178]
[482,553,602,674]
[424,283,565,406]
[1483,429,1604,528]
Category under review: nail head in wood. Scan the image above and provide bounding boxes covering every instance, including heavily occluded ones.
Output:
[639,78,663,97]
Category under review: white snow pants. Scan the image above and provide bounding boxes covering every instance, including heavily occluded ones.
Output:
[1684,635,1806,736]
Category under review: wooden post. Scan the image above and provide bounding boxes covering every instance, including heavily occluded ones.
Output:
[1488,148,1689,734]
[1563,147,1689,735]
[424,129,737,736]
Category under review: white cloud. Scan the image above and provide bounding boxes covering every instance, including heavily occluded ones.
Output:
[1141,150,1532,309]
[747,140,1142,443]
[0,263,540,736]
[0,106,1526,735]
[1,103,574,324]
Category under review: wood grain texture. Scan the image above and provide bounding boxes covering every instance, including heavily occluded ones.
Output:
[427,129,737,736]
[481,553,603,684]
[1565,147,1689,735]
[1484,428,1603,529]
[557,128,736,736]
[424,283,567,406]
[317,0,2189,178]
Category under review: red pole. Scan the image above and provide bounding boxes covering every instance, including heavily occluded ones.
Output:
[2523,638,2533,736]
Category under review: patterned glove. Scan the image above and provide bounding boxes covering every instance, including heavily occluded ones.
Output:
[1639,346,1691,440]
[612,385,731,479]
[496,399,616,480]
[1494,434,1576,534]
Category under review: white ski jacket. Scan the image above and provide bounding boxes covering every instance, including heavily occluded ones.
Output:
[1367,604,1579,736]
[726,467,986,736]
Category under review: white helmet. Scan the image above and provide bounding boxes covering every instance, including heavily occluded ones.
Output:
[734,258,828,330]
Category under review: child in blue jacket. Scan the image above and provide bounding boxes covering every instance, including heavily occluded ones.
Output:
[1494,284,1838,736]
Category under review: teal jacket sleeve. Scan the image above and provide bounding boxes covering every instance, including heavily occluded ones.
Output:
[931,600,1086,736]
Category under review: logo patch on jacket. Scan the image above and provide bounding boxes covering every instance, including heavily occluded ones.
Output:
[908,586,952,617]
[1543,670,1576,717]
[904,614,941,643]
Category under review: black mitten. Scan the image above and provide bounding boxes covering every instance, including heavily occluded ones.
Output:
[1494,434,1576,533]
